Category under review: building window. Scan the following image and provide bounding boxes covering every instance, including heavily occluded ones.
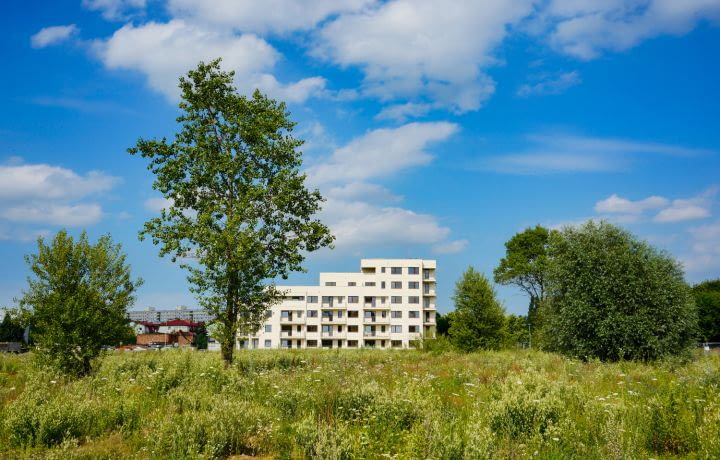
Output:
[423,298,431,308]
[322,296,333,303]
[349,282,356,286]
[392,340,403,347]
[307,310,318,318]
[281,339,291,349]
[348,325,358,332]
[364,281,376,286]
[381,281,386,289]
[307,340,317,347]
[264,339,272,348]
[409,326,419,333]
[264,309,272,319]
[391,325,402,333]
[391,281,402,289]
[348,310,359,318]
[281,310,290,318]
[409,311,420,319]
[322,325,332,333]
[348,296,359,303]
[391,296,402,304]
[408,281,419,289]
[325,282,336,286]
[408,267,419,275]
[307,296,318,303]
[390,267,402,274]
[307,325,318,332]
[391,311,402,318]
[265,324,272,332]
[408,296,420,304]
[381,267,386,273]
[348,340,359,347]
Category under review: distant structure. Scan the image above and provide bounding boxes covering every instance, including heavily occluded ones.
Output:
[238,258,437,350]
[127,306,214,324]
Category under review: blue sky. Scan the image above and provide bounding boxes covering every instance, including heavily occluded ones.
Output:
[1,0,719,315]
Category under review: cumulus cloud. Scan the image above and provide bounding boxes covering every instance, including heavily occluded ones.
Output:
[94,19,326,102]
[541,0,720,60]
[30,25,79,48]
[683,220,720,272]
[167,0,374,34]
[0,162,119,232]
[653,187,716,223]
[595,194,669,215]
[82,0,146,21]
[314,0,533,112]
[432,239,468,254]
[375,103,433,122]
[307,122,458,185]
[517,71,581,97]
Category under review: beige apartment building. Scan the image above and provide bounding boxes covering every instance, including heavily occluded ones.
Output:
[238,259,437,349]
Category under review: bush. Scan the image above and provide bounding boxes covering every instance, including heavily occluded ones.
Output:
[542,221,698,361]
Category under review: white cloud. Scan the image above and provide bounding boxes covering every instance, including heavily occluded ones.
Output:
[144,197,173,213]
[375,103,433,122]
[1,204,103,227]
[479,133,712,174]
[307,122,458,185]
[653,187,716,223]
[517,71,581,97]
[83,0,146,21]
[94,19,325,102]
[30,25,79,48]
[0,164,119,201]
[314,0,533,112]
[595,194,669,214]
[325,182,402,204]
[0,162,119,232]
[432,239,468,254]
[167,0,374,34]
[683,220,720,272]
[542,0,720,60]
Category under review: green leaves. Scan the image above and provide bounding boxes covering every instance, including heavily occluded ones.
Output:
[542,221,697,361]
[19,230,142,376]
[448,267,507,352]
[129,59,333,364]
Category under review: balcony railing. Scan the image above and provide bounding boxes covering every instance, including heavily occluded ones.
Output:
[363,316,390,323]
[363,331,390,338]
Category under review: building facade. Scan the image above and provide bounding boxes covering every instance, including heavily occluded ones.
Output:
[127,306,214,324]
[238,258,437,349]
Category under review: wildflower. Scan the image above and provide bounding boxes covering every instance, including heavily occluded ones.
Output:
[516,380,523,385]
[115,387,121,391]
[50,380,57,384]
[452,393,460,397]
[464,383,476,387]
[200,373,206,377]
[101,377,108,381]
[552,437,560,442]
[9,387,15,391]
[145,386,151,390]
[533,451,539,456]
[129,378,136,383]
[597,397,606,401]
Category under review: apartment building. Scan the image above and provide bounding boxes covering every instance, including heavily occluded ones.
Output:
[238,258,437,349]
[127,306,214,324]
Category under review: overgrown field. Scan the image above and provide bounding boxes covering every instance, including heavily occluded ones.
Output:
[1,349,719,459]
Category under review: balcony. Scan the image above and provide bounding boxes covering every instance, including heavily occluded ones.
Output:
[280,330,305,338]
[280,316,305,324]
[363,331,390,338]
[321,331,346,339]
[363,316,390,324]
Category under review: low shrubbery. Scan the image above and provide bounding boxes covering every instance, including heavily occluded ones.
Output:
[1,349,719,458]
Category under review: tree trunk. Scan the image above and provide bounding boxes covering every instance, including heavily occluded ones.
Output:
[221,337,234,367]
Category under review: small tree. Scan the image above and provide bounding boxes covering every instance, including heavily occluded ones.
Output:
[693,279,720,342]
[494,226,553,330]
[448,267,506,351]
[19,231,142,375]
[435,312,450,336]
[129,59,333,366]
[0,310,25,342]
[505,314,530,348]
[543,221,697,361]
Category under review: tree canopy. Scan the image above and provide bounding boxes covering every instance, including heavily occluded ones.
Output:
[542,221,697,361]
[448,267,506,351]
[129,59,334,365]
[494,225,553,327]
[693,279,720,342]
[19,231,142,375]
[0,310,25,342]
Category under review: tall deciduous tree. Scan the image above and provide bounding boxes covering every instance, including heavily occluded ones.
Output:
[543,221,697,361]
[494,225,552,329]
[19,231,142,376]
[693,279,720,342]
[448,267,506,351]
[129,59,334,365]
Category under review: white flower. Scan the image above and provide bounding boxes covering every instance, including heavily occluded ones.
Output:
[50,380,57,384]
[552,437,560,442]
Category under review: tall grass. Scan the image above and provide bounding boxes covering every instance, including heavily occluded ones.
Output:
[1,349,718,459]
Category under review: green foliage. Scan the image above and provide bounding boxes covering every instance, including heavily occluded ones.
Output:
[435,312,450,336]
[448,267,506,351]
[129,59,333,365]
[505,314,530,348]
[2,349,719,458]
[0,311,25,342]
[18,231,142,376]
[543,221,698,361]
[693,279,720,341]
[494,225,553,327]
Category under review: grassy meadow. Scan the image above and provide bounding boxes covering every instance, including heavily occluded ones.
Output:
[1,349,719,459]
